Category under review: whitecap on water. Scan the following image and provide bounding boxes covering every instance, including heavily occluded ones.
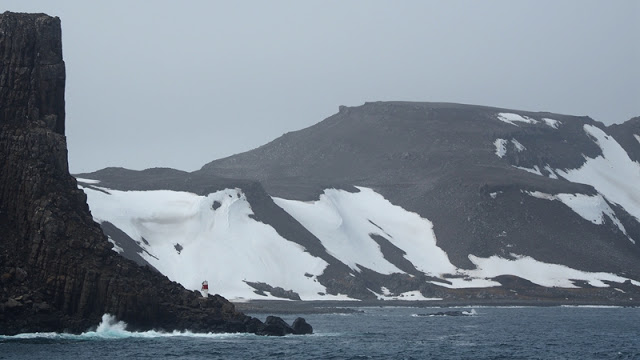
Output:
[0,314,252,340]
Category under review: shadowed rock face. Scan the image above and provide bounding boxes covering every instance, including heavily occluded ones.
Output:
[0,11,311,336]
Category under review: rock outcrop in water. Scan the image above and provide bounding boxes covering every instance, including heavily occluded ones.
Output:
[0,11,311,336]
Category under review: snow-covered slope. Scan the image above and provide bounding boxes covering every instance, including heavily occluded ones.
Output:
[274,187,456,276]
[81,185,345,301]
[556,125,640,223]
[80,183,640,300]
[78,102,640,302]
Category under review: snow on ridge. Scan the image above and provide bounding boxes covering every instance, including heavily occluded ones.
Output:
[467,254,640,288]
[634,134,640,145]
[274,187,457,276]
[75,177,101,184]
[556,125,640,223]
[494,139,507,158]
[542,118,561,129]
[497,113,538,126]
[525,191,633,243]
[81,186,338,301]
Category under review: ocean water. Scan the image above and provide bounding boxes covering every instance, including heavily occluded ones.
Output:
[1,306,639,359]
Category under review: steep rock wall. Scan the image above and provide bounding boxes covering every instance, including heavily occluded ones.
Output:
[0,12,306,336]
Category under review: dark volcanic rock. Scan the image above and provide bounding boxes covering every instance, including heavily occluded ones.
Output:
[0,11,308,336]
[257,315,314,336]
[291,317,313,334]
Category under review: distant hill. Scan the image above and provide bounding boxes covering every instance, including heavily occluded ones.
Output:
[79,103,640,303]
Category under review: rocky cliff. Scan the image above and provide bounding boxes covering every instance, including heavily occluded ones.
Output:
[0,11,310,336]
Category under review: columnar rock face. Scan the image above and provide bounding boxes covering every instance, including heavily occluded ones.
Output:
[0,12,310,336]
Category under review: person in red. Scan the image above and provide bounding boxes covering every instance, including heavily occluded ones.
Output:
[201,280,209,298]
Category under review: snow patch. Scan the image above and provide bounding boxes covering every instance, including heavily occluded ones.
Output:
[513,165,543,176]
[494,139,507,158]
[489,191,502,199]
[274,187,457,276]
[497,113,538,126]
[431,277,501,289]
[544,165,558,179]
[81,186,339,301]
[524,191,632,242]
[556,125,640,223]
[75,177,101,184]
[467,254,640,288]
[542,118,561,129]
[635,134,640,145]
[371,288,442,301]
[511,139,526,152]
[107,236,124,254]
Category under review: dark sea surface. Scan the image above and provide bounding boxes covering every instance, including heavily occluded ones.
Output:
[1,306,639,359]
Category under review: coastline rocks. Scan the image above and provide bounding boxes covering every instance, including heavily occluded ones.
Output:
[0,11,311,337]
[257,316,313,336]
[291,317,313,334]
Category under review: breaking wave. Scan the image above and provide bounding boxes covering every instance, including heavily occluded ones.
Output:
[0,314,249,340]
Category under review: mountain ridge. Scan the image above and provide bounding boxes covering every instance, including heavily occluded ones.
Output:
[78,101,640,302]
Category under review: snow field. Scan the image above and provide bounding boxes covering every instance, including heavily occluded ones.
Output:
[524,191,632,242]
[467,254,640,288]
[79,182,640,299]
[81,186,339,301]
[556,125,640,223]
[274,187,457,276]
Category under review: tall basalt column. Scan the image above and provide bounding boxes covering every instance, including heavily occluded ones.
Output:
[0,12,309,336]
[0,11,65,134]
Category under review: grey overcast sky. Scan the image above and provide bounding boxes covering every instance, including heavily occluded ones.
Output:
[3,1,639,173]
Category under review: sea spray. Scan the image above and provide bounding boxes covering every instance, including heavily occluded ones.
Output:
[0,314,252,340]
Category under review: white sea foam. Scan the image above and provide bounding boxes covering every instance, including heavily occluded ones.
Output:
[0,314,248,340]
